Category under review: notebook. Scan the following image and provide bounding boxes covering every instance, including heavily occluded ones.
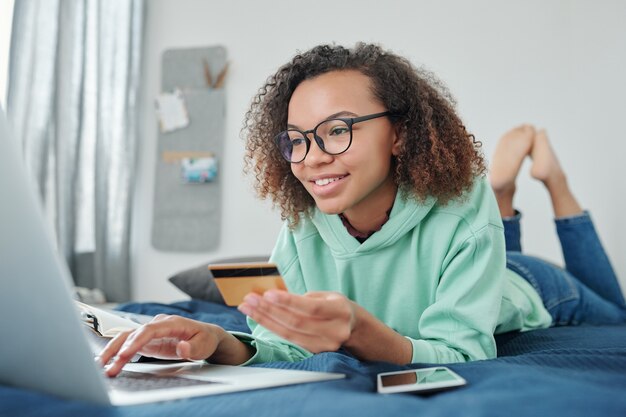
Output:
[0,107,344,405]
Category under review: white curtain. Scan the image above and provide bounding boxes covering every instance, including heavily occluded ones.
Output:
[7,0,144,302]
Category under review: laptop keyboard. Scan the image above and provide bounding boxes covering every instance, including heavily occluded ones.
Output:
[107,370,222,392]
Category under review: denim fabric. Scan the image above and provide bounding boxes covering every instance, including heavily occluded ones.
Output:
[503,211,626,326]
[503,210,523,252]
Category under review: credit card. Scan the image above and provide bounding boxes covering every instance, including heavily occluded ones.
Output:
[209,262,287,306]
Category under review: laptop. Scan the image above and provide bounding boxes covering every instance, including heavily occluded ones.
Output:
[0,107,344,406]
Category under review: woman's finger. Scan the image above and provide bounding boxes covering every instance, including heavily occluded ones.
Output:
[103,317,196,377]
[241,295,352,351]
[176,325,220,361]
[241,294,320,336]
[243,302,343,352]
[96,330,133,367]
[261,290,345,319]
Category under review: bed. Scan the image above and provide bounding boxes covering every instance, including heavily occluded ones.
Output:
[1,299,625,417]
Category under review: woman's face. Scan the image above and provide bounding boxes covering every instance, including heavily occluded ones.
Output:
[287,70,400,222]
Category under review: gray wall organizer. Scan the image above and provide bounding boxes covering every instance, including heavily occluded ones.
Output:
[151,45,227,252]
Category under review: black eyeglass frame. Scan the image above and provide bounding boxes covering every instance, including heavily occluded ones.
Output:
[274,111,393,163]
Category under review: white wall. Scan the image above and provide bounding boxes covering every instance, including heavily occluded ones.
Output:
[134,0,626,302]
[0,0,14,108]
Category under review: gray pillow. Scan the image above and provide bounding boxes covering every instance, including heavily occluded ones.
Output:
[168,256,269,303]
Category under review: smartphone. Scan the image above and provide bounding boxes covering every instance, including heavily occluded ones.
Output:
[208,262,287,306]
[377,366,467,395]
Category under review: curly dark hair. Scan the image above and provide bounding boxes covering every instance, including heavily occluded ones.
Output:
[242,42,486,226]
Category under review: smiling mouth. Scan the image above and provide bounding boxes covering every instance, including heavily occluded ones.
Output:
[313,176,346,186]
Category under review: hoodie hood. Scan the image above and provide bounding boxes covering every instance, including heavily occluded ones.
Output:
[310,189,437,256]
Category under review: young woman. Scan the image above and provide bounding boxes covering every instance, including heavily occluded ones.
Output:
[98,43,625,377]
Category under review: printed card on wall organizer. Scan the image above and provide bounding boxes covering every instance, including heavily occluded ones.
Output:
[155,89,190,133]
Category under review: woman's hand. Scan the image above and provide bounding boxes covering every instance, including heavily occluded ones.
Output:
[239,290,413,364]
[96,315,253,377]
[238,290,357,353]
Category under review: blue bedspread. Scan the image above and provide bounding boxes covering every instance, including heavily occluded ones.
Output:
[2,300,625,417]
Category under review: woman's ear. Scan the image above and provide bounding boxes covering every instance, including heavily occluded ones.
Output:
[391,126,403,156]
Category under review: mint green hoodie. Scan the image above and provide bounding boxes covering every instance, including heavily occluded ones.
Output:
[234,177,551,365]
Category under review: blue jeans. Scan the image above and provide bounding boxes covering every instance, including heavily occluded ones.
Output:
[504,211,626,326]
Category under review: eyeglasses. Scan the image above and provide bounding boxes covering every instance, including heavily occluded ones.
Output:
[274,111,392,163]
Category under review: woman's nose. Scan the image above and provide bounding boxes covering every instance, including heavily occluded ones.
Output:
[303,135,333,166]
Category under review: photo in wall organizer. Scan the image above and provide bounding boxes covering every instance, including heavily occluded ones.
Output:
[155,89,190,133]
[180,154,218,184]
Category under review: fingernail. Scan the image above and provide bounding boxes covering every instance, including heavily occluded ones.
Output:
[264,291,278,302]
[238,304,252,316]
[244,294,259,306]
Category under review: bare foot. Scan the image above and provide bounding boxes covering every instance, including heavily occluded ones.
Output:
[530,129,565,186]
[490,124,535,217]
[530,129,582,217]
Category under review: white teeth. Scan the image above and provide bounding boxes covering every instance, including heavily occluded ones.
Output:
[314,177,342,186]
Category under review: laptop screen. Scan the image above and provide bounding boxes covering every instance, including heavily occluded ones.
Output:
[0,107,111,404]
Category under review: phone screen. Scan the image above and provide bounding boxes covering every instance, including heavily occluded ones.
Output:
[378,367,466,394]
[380,368,456,387]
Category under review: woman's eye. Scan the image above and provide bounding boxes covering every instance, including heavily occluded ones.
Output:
[329,127,349,136]
[291,137,306,146]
